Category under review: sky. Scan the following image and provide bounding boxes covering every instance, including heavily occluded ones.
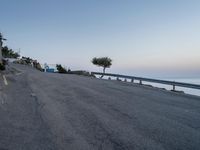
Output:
[1,0,200,78]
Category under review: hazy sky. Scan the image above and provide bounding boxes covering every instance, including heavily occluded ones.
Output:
[1,0,200,77]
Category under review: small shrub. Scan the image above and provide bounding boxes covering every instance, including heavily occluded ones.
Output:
[0,63,5,70]
[56,64,67,73]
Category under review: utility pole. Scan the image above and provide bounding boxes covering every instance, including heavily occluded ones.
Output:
[0,33,6,64]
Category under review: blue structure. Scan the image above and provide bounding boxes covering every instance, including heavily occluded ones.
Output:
[46,68,55,73]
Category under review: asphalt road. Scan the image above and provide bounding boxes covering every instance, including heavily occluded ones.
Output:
[0,64,200,150]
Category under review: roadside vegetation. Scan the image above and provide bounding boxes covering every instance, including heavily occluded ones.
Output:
[56,64,67,73]
[14,56,43,71]
[2,46,20,58]
[0,46,20,71]
[0,63,5,70]
[0,33,6,70]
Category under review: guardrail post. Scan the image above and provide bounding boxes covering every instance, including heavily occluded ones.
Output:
[131,78,134,83]
[139,80,142,85]
[173,84,175,91]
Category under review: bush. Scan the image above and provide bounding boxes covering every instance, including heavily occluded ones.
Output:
[0,63,5,70]
[56,64,67,73]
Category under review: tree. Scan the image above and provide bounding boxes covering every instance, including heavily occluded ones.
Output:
[0,33,6,64]
[92,57,112,77]
[56,64,67,73]
[2,46,20,58]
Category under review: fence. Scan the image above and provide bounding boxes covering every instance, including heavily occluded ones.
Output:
[91,72,200,91]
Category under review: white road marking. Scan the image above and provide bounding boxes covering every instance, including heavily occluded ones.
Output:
[16,72,23,76]
[3,75,8,85]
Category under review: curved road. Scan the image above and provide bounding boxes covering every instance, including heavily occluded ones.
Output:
[0,64,200,150]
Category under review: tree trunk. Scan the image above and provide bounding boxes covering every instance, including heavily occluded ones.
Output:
[100,67,106,78]
[103,67,106,73]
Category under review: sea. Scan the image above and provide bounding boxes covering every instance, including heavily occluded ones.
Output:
[100,75,200,97]
[144,78,200,97]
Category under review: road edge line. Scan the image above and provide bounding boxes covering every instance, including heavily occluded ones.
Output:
[3,75,8,85]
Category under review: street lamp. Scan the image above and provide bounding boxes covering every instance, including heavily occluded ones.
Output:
[0,33,7,64]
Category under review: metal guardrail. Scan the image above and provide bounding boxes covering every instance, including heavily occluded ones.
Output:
[91,72,200,90]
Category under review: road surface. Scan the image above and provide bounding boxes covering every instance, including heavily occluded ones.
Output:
[0,64,200,150]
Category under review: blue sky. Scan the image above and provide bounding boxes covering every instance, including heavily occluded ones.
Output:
[1,0,200,77]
